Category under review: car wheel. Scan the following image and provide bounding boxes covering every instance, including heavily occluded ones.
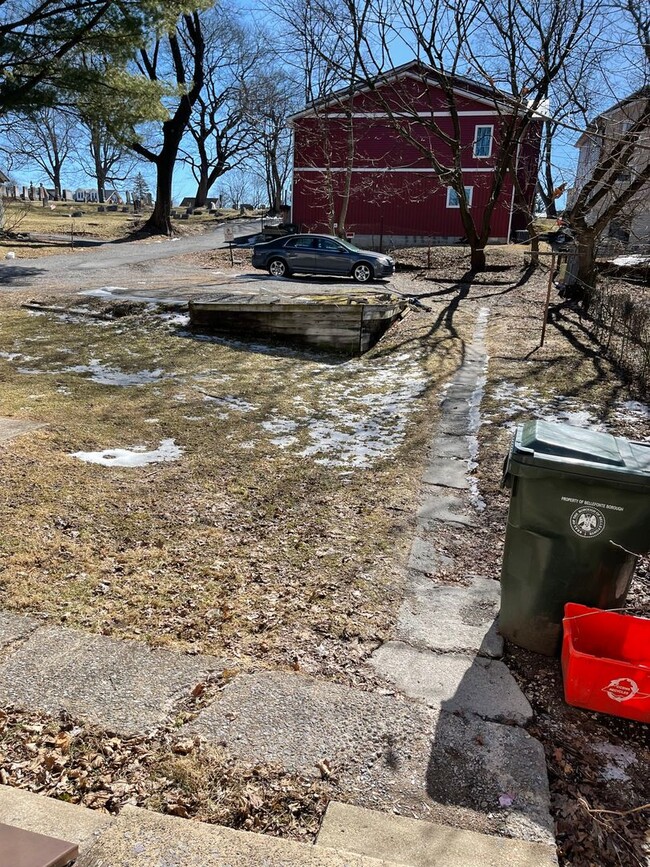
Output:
[352,262,373,283]
[268,258,289,278]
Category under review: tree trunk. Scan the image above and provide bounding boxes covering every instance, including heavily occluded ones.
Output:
[576,230,597,286]
[194,171,209,208]
[528,217,540,266]
[144,154,173,235]
[470,246,486,271]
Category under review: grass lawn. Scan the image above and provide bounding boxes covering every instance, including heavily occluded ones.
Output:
[0,295,467,680]
[0,200,255,258]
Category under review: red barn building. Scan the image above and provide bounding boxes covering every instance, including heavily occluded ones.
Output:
[289,62,541,247]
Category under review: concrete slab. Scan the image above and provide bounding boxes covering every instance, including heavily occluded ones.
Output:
[407,539,454,576]
[0,784,112,852]
[417,492,478,528]
[0,610,40,649]
[0,417,47,444]
[370,642,532,725]
[318,802,558,867]
[396,574,503,658]
[436,412,471,437]
[422,458,469,489]
[75,804,399,867]
[427,435,469,459]
[185,672,553,843]
[0,626,224,734]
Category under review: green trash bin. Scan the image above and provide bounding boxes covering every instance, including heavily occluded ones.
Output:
[500,420,650,655]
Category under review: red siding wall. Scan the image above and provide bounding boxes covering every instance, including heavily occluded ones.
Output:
[291,74,540,242]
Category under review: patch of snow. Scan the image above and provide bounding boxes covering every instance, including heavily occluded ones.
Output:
[262,418,299,435]
[182,415,204,422]
[79,287,129,298]
[488,381,603,430]
[159,313,190,327]
[268,350,428,468]
[71,438,183,467]
[239,441,256,449]
[203,394,256,412]
[270,435,299,448]
[610,255,650,267]
[64,359,164,386]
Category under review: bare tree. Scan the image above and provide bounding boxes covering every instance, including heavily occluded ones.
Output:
[266,0,374,236]
[74,118,137,203]
[248,71,300,213]
[182,12,260,209]
[129,10,205,234]
[5,108,77,198]
[279,0,603,269]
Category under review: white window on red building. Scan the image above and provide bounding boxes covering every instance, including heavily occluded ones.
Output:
[446,186,473,208]
[473,125,493,158]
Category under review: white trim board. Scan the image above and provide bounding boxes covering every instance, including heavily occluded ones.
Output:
[294,166,496,173]
[298,111,500,119]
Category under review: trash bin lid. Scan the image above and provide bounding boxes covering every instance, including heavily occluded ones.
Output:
[509,420,650,485]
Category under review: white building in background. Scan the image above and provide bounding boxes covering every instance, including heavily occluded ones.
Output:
[568,90,650,249]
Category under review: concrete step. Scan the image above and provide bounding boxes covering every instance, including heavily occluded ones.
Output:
[317,802,559,867]
[0,785,405,866]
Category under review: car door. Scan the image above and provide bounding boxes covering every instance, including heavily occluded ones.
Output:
[316,237,349,275]
[282,236,318,272]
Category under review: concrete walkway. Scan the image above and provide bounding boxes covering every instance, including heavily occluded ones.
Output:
[0,308,557,864]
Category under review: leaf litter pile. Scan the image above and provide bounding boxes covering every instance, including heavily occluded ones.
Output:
[0,704,332,839]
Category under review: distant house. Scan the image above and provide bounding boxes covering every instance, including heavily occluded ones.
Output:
[0,169,9,184]
[568,90,650,249]
[289,61,541,246]
[104,189,123,205]
[74,188,99,203]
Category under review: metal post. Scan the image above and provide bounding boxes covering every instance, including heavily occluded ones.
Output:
[540,253,555,347]
[229,242,233,267]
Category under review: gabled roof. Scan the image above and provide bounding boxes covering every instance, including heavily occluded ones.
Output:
[575,87,650,147]
[0,169,9,183]
[288,60,523,122]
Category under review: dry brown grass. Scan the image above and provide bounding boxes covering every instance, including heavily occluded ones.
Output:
[0,292,469,681]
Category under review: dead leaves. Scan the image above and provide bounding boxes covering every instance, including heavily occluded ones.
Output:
[0,705,331,840]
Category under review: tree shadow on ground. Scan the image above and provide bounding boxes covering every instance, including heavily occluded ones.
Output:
[0,264,47,288]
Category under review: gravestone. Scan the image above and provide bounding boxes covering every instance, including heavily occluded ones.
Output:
[98,205,105,212]
[107,204,118,212]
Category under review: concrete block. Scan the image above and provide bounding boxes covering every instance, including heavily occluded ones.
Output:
[417,492,478,528]
[317,802,558,867]
[0,784,112,852]
[185,672,553,844]
[75,804,398,866]
[407,539,454,576]
[0,626,224,734]
[422,457,469,489]
[0,611,40,649]
[427,435,469,459]
[396,574,503,658]
[370,642,532,724]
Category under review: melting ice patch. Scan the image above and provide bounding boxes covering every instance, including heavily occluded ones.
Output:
[261,351,427,467]
[64,359,164,386]
[488,382,603,430]
[487,382,650,439]
[593,742,637,782]
[71,438,183,467]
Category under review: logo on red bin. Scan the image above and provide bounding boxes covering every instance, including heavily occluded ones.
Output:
[603,678,646,703]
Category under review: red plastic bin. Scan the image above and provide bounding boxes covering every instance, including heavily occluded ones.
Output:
[562,602,650,723]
